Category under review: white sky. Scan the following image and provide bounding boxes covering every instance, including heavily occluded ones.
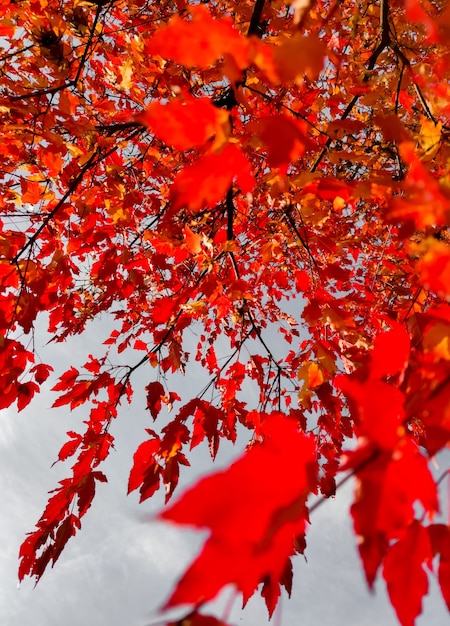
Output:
[1,317,449,626]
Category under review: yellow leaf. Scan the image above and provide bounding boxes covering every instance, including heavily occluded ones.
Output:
[66,143,84,158]
[184,301,207,314]
[106,200,130,225]
[333,196,346,211]
[419,117,442,159]
[118,58,133,91]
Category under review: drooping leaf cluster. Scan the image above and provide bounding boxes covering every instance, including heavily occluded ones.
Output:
[0,1,449,624]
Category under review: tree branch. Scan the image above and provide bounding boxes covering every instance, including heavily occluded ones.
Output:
[247,0,266,37]
[311,0,391,172]
[11,127,144,264]
[226,187,234,241]
[309,448,381,515]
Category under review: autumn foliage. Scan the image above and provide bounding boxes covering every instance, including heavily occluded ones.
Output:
[1,0,450,624]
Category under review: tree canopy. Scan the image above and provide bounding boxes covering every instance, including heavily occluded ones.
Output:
[0,0,449,625]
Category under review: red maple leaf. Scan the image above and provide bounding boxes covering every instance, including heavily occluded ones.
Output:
[383,521,433,626]
[160,415,317,610]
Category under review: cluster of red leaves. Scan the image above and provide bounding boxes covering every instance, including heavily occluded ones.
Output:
[0,1,449,625]
[19,357,122,581]
[336,320,448,625]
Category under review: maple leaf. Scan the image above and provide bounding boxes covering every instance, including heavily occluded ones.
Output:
[146,5,249,69]
[428,524,450,610]
[136,96,229,151]
[171,144,254,210]
[56,431,83,463]
[183,225,203,255]
[146,381,165,420]
[261,558,294,617]
[20,179,42,204]
[17,381,40,412]
[128,435,162,503]
[252,115,306,174]
[383,521,433,626]
[30,362,54,384]
[160,415,317,611]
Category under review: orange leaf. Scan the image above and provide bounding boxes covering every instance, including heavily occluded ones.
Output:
[417,240,450,298]
[273,33,326,83]
[20,179,42,205]
[184,225,203,254]
[307,362,323,389]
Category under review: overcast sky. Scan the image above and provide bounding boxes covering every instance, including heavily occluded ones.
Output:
[1,317,449,626]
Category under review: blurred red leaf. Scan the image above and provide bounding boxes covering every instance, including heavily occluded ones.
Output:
[428,524,450,610]
[171,144,254,210]
[335,376,405,449]
[253,115,306,173]
[146,5,249,69]
[167,612,232,626]
[383,521,432,626]
[343,439,438,588]
[370,322,410,380]
[416,240,450,298]
[160,415,317,609]
[136,96,229,151]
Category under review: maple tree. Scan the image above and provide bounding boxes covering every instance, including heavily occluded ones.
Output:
[0,0,449,624]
